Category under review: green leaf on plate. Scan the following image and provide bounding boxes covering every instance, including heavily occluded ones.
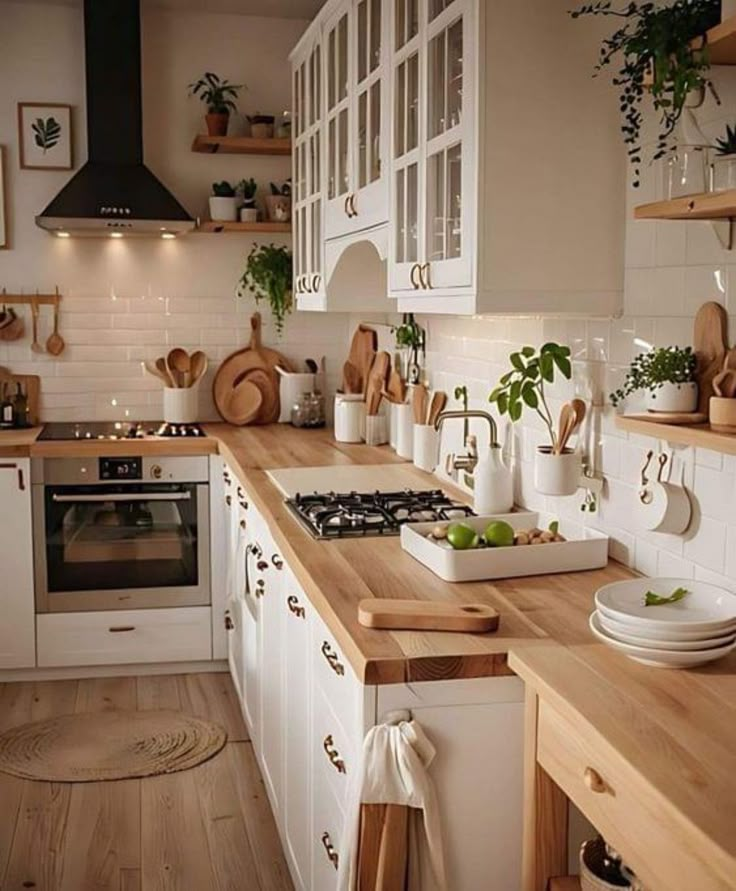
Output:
[643,586,689,607]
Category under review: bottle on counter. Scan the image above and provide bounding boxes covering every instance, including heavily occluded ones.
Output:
[0,382,13,429]
[11,382,29,428]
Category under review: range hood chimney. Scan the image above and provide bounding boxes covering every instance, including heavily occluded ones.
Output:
[36,0,195,238]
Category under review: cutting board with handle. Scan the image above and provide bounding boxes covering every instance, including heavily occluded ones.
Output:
[213,313,294,425]
[693,301,729,415]
[358,598,500,633]
[0,369,41,425]
[346,325,377,394]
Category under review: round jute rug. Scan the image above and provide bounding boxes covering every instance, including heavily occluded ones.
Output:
[0,710,227,782]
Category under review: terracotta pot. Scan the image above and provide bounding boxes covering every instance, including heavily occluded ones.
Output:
[205,113,229,137]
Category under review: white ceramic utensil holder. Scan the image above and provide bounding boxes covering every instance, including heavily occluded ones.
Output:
[413,424,439,472]
[534,447,580,497]
[365,414,388,447]
[163,386,198,424]
[389,402,399,449]
[334,394,365,443]
[278,372,315,423]
[395,402,414,460]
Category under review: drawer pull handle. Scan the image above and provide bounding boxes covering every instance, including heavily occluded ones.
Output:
[0,463,25,491]
[321,832,339,869]
[321,641,345,676]
[583,767,607,794]
[255,579,266,599]
[323,734,347,774]
[225,495,232,507]
[257,559,269,572]
[225,613,234,631]
[239,519,246,530]
[108,625,135,633]
[271,554,284,570]
[237,486,244,498]
[239,499,248,509]
[287,595,306,618]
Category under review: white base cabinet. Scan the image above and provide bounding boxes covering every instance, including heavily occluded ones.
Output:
[0,458,35,669]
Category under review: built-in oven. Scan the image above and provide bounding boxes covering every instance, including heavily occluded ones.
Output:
[32,455,210,613]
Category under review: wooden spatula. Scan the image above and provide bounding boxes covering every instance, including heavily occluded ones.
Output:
[427,391,447,426]
[412,385,428,425]
[555,402,577,454]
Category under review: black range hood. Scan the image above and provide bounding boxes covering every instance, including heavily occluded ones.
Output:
[36,0,195,238]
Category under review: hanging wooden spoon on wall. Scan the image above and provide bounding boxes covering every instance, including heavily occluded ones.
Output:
[45,301,65,356]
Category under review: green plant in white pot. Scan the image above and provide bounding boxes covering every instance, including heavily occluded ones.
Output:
[209,181,238,222]
[611,346,697,413]
[237,178,258,222]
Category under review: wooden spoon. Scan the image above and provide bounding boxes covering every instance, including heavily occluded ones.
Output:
[427,390,448,426]
[155,356,175,388]
[45,302,65,356]
[412,385,429,425]
[144,360,171,386]
[555,403,577,454]
[571,398,587,430]
[189,351,208,387]
[30,298,44,354]
[167,348,191,388]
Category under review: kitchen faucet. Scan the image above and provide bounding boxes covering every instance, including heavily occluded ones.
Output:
[434,410,499,481]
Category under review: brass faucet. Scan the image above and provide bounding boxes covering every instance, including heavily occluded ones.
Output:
[434,410,499,480]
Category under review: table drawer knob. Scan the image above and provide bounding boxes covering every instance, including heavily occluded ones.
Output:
[584,766,607,793]
[287,595,306,618]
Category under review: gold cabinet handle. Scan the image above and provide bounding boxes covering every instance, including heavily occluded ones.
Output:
[271,554,284,570]
[321,832,339,870]
[583,766,607,794]
[409,263,421,290]
[225,494,232,507]
[349,193,358,217]
[224,612,234,631]
[323,734,347,774]
[108,625,135,633]
[344,195,351,217]
[255,579,266,599]
[312,273,321,292]
[420,262,431,289]
[287,595,306,618]
[321,641,345,676]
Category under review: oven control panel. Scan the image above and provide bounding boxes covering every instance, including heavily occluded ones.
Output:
[99,457,142,481]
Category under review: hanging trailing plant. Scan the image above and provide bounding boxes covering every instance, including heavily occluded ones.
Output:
[570,0,721,186]
[237,243,293,335]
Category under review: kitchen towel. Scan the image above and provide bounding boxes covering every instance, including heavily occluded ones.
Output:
[338,714,447,891]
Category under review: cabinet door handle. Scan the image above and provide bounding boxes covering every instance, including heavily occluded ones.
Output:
[108,625,135,633]
[239,498,248,510]
[223,472,232,486]
[420,262,431,289]
[224,612,234,631]
[287,595,306,618]
[323,734,347,774]
[321,641,345,676]
[296,274,303,294]
[311,274,321,293]
[225,494,232,507]
[271,554,284,570]
[344,195,351,217]
[409,263,421,290]
[255,579,266,599]
[348,193,357,217]
[0,463,25,491]
[583,766,607,794]
[321,832,339,870]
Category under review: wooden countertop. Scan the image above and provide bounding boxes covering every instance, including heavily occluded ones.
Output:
[0,427,217,458]
[0,427,43,456]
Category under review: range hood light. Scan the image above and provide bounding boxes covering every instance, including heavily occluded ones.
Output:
[56,231,70,238]
[110,232,124,239]
[161,232,176,240]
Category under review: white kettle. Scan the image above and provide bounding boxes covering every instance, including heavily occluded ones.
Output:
[474,444,513,515]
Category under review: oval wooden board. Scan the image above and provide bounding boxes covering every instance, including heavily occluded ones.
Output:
[358,599,500,633]
[221,379,263,426]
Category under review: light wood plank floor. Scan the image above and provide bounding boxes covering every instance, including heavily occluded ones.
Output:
[0,673,294,891]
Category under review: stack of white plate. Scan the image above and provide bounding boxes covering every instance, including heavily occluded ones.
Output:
[590,578,736,669]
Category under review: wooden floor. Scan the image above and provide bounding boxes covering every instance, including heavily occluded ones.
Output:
[0,673,294,891]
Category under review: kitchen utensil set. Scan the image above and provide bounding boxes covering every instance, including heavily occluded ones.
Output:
[342,325,378,395]
[0,291,64,354]
[410,385,447,426]
[146,349,208,389]
[554,399,586,454]
[365,351,391,416]
[590,577,736,668]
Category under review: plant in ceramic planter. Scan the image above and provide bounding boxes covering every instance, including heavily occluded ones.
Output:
[188,72,245,137]
[570,0,721,187]
[711,122,736,190]
[610,345,697,412]
[237,243,293,335]
[247,113,275,139]
[266,179,292,222]
[209,181,238,222]
[236,178,258,222]
[392,313,426,384]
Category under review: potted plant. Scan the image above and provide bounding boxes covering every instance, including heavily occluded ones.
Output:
[489,343,578,496]
[266,180,292,222]
[188,71,245,137]
[710,123,736,191]
[247,113,275,139]
[209,181,238,222]
[610,346,698,413]
[571,0,721,188]
[236,243,293,335]
[237,178,258,222]
[392,313,425,384]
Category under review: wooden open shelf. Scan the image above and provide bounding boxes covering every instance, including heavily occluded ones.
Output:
[615,415,736,455]
[549,878,581,891]
[198,220,291,234]
[191,134,291,156]
[635,189,736,221]
[695,14,736,65]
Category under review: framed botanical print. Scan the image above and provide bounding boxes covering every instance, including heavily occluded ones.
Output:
[18,103,73,170]
[0,146,7,249]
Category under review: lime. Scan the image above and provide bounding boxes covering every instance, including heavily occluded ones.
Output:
[446,522,479,550]
[484,520,515,548]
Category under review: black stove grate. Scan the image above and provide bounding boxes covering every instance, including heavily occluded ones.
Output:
[39,421,204,441]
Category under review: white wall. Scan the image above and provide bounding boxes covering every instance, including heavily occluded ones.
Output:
[0,1,351,421]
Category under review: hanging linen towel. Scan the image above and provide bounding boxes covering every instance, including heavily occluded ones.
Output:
[338,714,447,891]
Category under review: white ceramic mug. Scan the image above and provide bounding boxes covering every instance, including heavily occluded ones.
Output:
[394,402,414,460]
[163,386,198,424]
[534,447,580,496]
[334,394,365,443]
[413,424,439,473]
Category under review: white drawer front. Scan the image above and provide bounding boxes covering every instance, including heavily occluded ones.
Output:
[312,614,362,740]
[37,607,212,667]
[312,779,345,891]
[313,684,358,810]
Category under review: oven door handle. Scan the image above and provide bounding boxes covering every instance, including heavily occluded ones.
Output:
[51,492,192,503]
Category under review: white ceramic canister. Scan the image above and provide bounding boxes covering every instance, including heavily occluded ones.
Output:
[413,424,440,473]
[646,381,697,413]
[163,386,199,424]
[534,447,580,497]
[365,414,389,447]
[473,445,514,514]
[334,393,366,443]
[278,372,316,423]
[395,402,414,460]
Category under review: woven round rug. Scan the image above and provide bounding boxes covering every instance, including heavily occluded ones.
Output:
[0,710,227,782]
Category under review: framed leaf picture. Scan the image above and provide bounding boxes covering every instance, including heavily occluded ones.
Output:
[18,103,73,170]
[0,146,6,249]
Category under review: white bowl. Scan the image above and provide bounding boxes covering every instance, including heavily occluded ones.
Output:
[589,612,736,668]
[595,578,736,632]
[596,612,736,651]
[598,610,736,643]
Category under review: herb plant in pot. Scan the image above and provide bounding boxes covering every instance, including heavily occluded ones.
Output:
[188,72,245,137]
[236,243,293,336]
[611,346,697,413]
[490,343,579,496]
[710,123,736,191]
[237,178,258,222]
[247,113,275,139]
[266,180,292,223]
[209,181,238,222]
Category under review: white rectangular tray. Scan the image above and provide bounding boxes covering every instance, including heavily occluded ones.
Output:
[401,512,609,583]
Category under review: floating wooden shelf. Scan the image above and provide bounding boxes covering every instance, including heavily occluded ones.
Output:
[191,134,291,156]
[548,878,581,891]
[694,14,736,65]
[635,190,736,222]
[615,415,736,455]
[198,221,291,234]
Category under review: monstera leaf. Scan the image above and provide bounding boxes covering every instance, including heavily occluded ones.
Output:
[32,117,62,153]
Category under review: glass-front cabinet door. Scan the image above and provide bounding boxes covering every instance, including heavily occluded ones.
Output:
[324,5,352,238]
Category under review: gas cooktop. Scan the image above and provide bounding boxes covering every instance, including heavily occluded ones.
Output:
[286,489,475,539]
[38,421,205,441]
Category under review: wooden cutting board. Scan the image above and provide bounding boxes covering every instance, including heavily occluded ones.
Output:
[221,379,263,426]
[693,302,729,415]
[358,599,500,633]
[0,370,41,425]
[623,411,709,425]
[346,325,377,394]
[238,367,280,424]
[365,351,390,415]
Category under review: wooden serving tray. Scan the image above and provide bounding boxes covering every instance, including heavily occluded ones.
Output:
[358,599,499,633]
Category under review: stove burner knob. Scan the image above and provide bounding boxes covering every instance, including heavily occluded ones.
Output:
[150,464,163,480]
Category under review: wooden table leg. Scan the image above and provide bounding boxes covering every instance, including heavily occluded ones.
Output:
[521,686,569,891]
